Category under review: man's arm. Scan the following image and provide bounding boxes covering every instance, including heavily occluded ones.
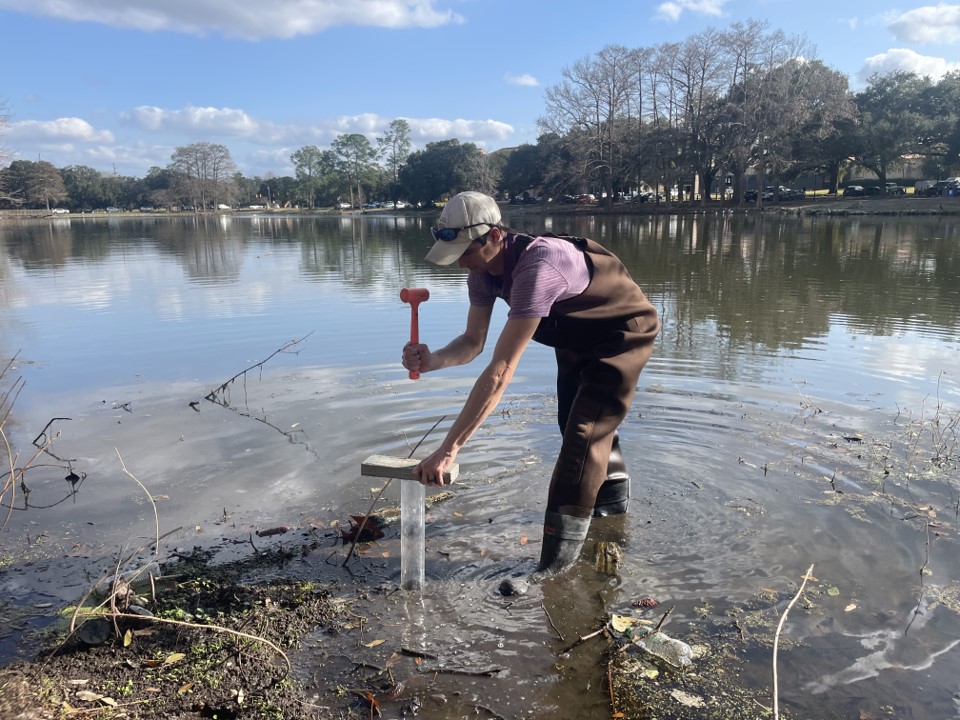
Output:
[414,315,541,485]
[403,303,494,374]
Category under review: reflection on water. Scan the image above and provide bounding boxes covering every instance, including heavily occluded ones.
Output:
[1,212,959,718]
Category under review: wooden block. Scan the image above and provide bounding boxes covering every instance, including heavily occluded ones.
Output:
[361,454,459,483]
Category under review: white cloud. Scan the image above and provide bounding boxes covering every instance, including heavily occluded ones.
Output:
[506,73,539,88]
[7,117,114,143]
[859,48,960,81]
[888,3,960,44]
[122,105,261,136]
[0,0,462,40]
[6,105,517,175]
[654,0,728,22]
[407,118,514,144]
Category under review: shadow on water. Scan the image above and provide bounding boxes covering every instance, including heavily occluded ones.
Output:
[0,212,959,717]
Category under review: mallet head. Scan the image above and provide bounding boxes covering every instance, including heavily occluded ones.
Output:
[400,287,430,306]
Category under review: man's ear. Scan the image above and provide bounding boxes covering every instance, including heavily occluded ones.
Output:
[489,226,503,242]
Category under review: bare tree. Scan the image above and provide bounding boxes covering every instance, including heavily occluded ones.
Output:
[541,44,637,205]
[0,102,18,206]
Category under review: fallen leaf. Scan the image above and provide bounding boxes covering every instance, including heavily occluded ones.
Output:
[76,691,103,702]
[150,494,170,501]
[519,534,528,545]
[164,652,186,665]
[178,682,193,695]
[101,697,118,708]
[610,614,638,633]
[123,629,132,647]
[612,714,625,719]
[671,689,705,708]
[365,639,386,648]
[67,680,90,686]
[454,512,463,518]
[845,603,857,612]
[827,586,840,597]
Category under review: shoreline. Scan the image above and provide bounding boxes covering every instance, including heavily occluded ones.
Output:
[3,195,959,222]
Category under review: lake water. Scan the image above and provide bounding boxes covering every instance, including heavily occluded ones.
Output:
[1,210,959,718]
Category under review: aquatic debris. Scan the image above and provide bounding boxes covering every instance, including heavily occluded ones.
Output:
[339,515,386,543]
[256,525,292,538]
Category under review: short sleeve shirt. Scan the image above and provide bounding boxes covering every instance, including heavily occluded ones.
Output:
[468,234,590,318]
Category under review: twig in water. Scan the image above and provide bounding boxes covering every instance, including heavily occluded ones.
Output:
[608,661,616,715]
[772,564,814,720]
[653,605,674,633]
[205,333,313,405]
[560,626,606,655]
[906,522,931,636]
[542,601,564,640]
[791,381,822,414]
[115,449,159,556]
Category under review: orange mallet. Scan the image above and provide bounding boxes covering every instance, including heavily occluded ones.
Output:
[400,288,430,380]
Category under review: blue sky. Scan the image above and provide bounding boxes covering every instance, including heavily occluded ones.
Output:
[1,0,959,178]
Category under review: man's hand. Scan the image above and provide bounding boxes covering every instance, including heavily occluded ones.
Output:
[402,342,433,375]
[414,447,457,487]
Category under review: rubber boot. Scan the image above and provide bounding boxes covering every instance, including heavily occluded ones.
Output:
[498,511,590,596]
[593,442,630,517]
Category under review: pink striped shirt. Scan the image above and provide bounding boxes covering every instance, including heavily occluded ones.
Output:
[468,234,590,318]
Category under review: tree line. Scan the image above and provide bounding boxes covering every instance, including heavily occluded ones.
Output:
[2,19,959,212]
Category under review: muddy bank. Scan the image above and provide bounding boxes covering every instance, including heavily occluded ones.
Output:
[0,534,805,720]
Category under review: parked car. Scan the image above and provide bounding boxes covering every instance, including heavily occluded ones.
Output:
[842,185,866,197]
[923,179,960,197]
[779,186,806,201]
[864,186,882,196]
[885,183,905,195]
[51,208,70,214]
[745,186,776,202]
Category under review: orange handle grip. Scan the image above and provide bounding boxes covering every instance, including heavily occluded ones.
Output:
[400,288,429,381]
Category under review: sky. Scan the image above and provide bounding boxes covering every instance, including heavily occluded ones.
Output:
[1,0,959,179]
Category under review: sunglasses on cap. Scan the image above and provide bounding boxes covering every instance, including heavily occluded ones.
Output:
[429,222,494,243]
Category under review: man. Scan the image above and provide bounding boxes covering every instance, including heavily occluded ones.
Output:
[402,191,659,594]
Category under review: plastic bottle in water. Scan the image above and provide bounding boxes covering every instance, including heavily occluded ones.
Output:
[631,628,693,669]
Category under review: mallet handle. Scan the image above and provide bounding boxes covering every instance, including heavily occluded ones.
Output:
[408,303,420,380]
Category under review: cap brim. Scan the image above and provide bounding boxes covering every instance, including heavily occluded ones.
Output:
[424,236,473,266]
